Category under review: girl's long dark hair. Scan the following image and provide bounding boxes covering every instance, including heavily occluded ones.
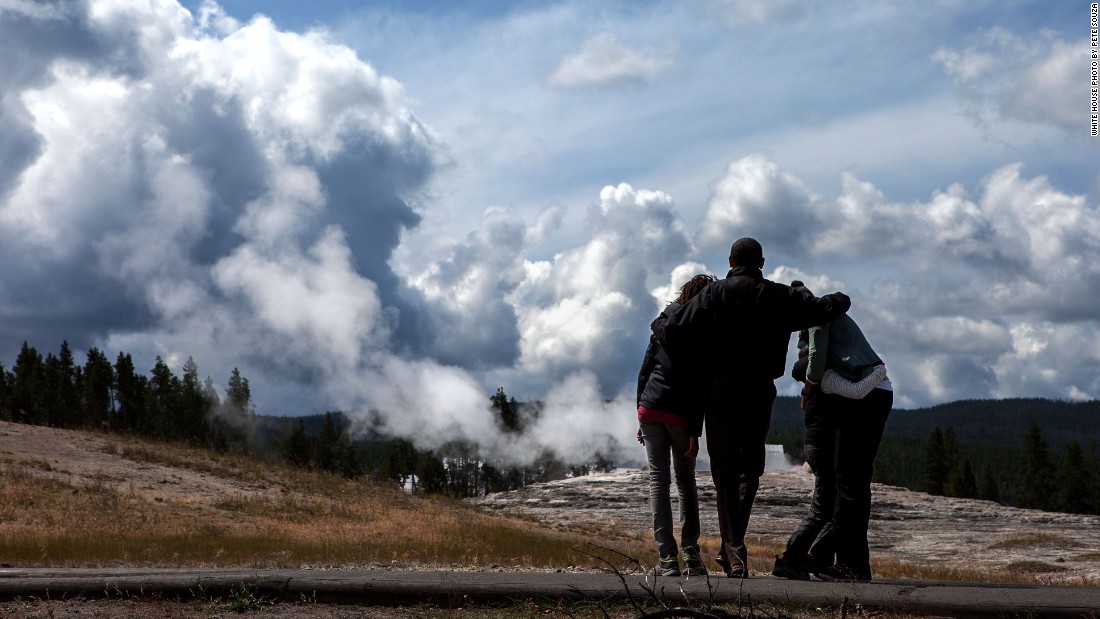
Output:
[675,274,717,305]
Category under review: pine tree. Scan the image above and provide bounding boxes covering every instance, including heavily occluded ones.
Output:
[417,450,448,494]
[202,376,221,411]
[12,342,43,425]
[147,356,179,439]
[979,466,1000,503]
[922,427,948,496]
[205,368,253,452]
[531,448,567,484]
[387,438,418,490]
[943,426,959,473]
[946,459,978,499]
[225,368,253,416]
[439,439,479,497]
[113,352,146,433]
[42,352,62,427]
[280,418,311,467]
[82,347,115,430]
[1019,424,1055,511]
[0,362,11,421]
[314,412,341,472]
[1059,442,1090,514]
[588,451,615,474]
[490,387,520,432]
[1090,441,1100,516]
[36,343,78,428]
[179,357,210,443]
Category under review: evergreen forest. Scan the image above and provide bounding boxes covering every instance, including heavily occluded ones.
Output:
[0,341,613,500]
[767,396,1100,515]
[3,340,1098,514]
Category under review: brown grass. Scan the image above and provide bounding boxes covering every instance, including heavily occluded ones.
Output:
[0,426,1078,589]
[0,438,651,570]
[0,425,1068,618]
[989,531,1076,550]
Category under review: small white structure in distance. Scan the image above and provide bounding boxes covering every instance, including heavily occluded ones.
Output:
[765,444,797,470]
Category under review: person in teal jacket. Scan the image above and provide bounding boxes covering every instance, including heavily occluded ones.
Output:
[773,282,892,582]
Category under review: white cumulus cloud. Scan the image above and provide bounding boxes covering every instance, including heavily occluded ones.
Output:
[934,28,1086,133]
[548,32,675,89]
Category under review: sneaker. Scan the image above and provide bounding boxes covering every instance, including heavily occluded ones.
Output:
[682,550,708,576]
[771,555,810,581]
[655,556,680,577]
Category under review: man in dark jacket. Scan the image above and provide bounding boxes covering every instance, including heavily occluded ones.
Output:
[653,238,851,577]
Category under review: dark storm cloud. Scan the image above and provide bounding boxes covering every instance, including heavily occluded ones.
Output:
[3,0,1097,472]
[0,0,442,403]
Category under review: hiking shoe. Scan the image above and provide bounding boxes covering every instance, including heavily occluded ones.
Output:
[727,565,749,578]
[814,564,870,582]
[806,554,831,578]
[716,554,748,578]
[682,550,708,576]
[655,556,680,577]
[715,553,730,575]
[771,555,810,581]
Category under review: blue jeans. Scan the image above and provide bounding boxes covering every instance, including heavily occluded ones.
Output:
[640,419,700,559]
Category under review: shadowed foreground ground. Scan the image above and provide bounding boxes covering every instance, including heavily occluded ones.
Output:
[1,567,1099,618]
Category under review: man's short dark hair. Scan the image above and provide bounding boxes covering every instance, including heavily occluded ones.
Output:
[729,237,763,266]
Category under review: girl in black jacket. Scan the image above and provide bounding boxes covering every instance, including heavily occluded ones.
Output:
[636,273,715,577]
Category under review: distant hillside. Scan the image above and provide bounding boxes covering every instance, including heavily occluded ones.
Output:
[883,398,1100,448]
[260,396,1100,513]
[767,395,1100,514]
[769,396,1100,449]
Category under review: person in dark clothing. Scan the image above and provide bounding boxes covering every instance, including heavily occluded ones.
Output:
[653,238,852,577]
[773,351,836,581]
[772,282,892,582]
[637,273,716,577]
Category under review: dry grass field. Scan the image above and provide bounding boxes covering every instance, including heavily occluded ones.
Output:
[2,419,1091,618]
[0,421,657,617]
[0,421,649,572]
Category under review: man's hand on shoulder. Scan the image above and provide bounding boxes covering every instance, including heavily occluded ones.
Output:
[822,292,851,313]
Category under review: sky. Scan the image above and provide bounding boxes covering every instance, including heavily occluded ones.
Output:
[1,0,1098,465]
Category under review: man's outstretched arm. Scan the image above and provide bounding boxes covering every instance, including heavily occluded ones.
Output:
[785,289,850,331]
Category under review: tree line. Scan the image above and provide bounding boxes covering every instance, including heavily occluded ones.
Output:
[0,341,254,451]
[914,424,1100,515]
[767,396,1100,516]
[0,341,612,498]
[289,388,615,498]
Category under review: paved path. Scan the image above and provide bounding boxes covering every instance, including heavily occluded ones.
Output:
[1,568,1098,617]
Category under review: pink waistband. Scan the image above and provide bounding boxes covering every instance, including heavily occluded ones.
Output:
[637,406,687,427]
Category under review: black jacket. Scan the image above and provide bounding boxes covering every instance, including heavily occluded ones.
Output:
[653,266,851,383]
[637,303,706,436]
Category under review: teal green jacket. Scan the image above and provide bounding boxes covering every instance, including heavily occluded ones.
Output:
[803,314,883,383]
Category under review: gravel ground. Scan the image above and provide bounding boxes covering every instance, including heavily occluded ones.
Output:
[476,467,1100,585]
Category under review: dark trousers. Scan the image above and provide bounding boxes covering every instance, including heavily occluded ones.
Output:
[781,390,837,570]
[705,379,775,572]
[833,388,891,576]
[782,388,892,578]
